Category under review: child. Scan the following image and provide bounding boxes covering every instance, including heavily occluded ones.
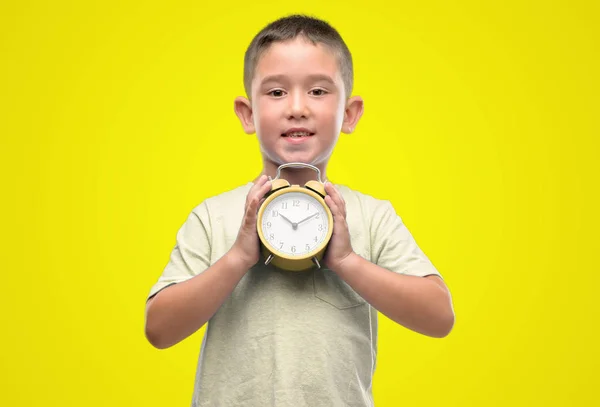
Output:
[145,14,455,407]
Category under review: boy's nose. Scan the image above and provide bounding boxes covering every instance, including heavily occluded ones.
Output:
[287,92,310,119]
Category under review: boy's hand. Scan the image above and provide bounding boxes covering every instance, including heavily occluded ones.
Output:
[322,182,355,271]
[231,175,272,270]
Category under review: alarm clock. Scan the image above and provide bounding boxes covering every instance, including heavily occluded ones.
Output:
[256,162,334,271]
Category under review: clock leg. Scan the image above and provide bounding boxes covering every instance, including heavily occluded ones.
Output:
[265,253,274,266]
[311,256,321,269]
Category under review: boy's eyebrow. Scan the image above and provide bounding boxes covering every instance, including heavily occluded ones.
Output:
[306,74,336,85]
[259,74,337,86]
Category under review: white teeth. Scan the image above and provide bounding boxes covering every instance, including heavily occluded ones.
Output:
[287,132,311,138]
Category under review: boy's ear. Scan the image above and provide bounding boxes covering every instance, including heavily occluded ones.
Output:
[341,96,364,134]
[234,96,255,134]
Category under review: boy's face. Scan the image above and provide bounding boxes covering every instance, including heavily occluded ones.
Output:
[235,37,363,173]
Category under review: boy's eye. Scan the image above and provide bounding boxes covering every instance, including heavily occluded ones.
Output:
[268,89,285,97]
[310,89,327,96]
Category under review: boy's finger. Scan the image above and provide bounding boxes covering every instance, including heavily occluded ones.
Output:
[249,184,271,215]
[243,204,255,228]
[260,179,272,196]
[325,182,346,218]
[253,176,272,198]
[246,175,271,206]
[325,195,342,220]
[325,181,340,200]
[255,197,267,214]
[250,175,268,194]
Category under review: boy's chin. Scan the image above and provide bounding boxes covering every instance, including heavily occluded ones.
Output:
[276,151,317,164]
[270,152,329,168]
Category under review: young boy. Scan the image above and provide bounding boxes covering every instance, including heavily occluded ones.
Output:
[145,14,454,407]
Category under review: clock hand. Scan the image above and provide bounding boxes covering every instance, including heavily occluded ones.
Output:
[296,212,319,226]
[279,213,298,230]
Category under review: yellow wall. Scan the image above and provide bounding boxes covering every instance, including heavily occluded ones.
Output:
[1,1,598,405]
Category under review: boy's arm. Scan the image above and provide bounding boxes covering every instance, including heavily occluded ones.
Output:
[145,248,254,349]
[323,182,455,338]
[145,246,250,349]
[145,176,272,349]
[331,254,454,338]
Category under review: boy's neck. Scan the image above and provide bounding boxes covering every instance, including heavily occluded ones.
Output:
[254,162,329,186]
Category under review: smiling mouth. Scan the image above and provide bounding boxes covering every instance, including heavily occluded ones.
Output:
[281,131,315,138]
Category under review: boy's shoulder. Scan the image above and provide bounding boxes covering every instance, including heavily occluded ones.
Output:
[206,182,254,203]
[334,182,395,211]
[332,182,403,229]
[189,182,253,216]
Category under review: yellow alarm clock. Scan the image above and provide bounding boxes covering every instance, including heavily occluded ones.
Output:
[256,162,334,271]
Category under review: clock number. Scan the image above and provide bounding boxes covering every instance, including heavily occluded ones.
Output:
[315,213,319,219]
[281,202,288,209]
[291,245,296,253]
[279,241,284,249]
[305,244,311,251]
[306,203,310,210]
[293,200,300,207]
[269,233,274,240]
[266,221,272,228]
[318,224,323,231]
[314,236,318,242]
[272,210,278,217]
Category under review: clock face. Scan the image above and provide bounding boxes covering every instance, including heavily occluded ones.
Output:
[260,191,330,257]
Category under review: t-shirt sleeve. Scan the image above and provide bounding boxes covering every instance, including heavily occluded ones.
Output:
[147,201,212,300]
[370,200,442,278]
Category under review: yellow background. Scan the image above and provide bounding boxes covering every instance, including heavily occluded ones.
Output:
[1,1,598,405]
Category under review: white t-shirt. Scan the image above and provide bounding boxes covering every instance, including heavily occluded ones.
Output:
[148,182,442,407]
